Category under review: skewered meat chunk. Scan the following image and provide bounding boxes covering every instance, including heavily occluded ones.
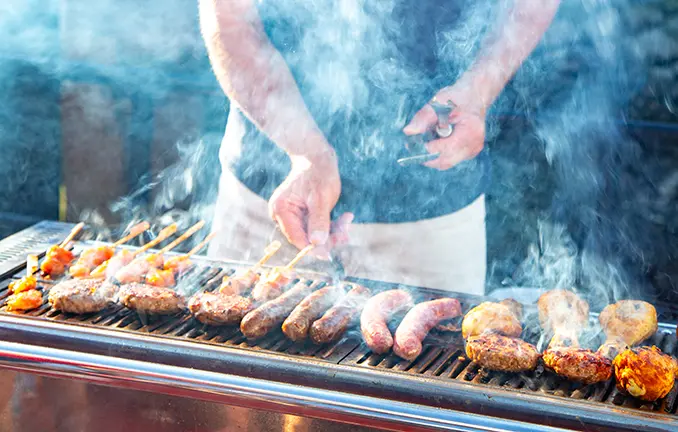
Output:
[48,279,118,314]
[163,255,193,276]
[114,254,164,284]
[310,284,372,344]
[145,268,176,287]
[597,300,657,359]
[282,285,346,342]
[250,268,295,302]
[542,348,612,384]
[40,245,75,277]
[69,246,115,278]
[91,249,135,279]
[538,289,589,349]
[6,290,43,312]
[9,276,37,294]
[465,333,541,372]
[462,300,522,339]
[393,298,462,361]
[118,283,186,315]
[188,292,254,326]
[219,269,260,296]
[614,346,677,401]
[360,290,414,354]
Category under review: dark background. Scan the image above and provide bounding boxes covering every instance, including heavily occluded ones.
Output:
[1,0,677,302]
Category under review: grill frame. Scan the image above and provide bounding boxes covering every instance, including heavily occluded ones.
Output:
[0,221,677,432]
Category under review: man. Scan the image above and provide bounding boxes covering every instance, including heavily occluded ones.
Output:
[201,0,561,293]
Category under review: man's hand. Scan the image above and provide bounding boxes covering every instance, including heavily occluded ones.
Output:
[403,85,486,171]
[269,149,353,257]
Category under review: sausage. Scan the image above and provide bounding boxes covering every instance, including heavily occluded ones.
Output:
[282,285,346,342]
[393,298,462,361]
[240,281,315,339]
[309,285,372,344]
[360,289,414,354]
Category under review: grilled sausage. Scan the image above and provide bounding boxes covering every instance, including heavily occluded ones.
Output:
[240,281,315,339]
[360,289,414,354]
[118,283,186,315]
[48,279,118,314]
[309,285,372,344]
[188,292,254,326]
[393,298,462,361]
[282,285,346,342]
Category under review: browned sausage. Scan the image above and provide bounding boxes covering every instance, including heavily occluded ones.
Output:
[360,289,414,354]
[310,285,372,344]
[282,285,346,342]
[240,281,315,339]
[393,298,462,361]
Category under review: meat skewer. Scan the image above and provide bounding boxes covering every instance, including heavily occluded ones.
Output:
[188,241,282,326]
[88,223,178,280]
[40,222,85,277]
[462,299,540,373]
[219,240,282,296]
[114,221,204,284]
[5,255,43,312]
[393,298,462,361]
[360,289,414,354]
[250,244,313,303]
[146,232,218,288]
[69,221,150,278]
[282,284,347,342]
[309,284,372,345]
[539,290,612,384]
[240,281,316,339]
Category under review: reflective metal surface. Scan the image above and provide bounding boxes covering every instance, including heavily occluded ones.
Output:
[0,341,563,432]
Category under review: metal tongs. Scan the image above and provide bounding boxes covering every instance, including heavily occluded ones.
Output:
[397,98,456,167]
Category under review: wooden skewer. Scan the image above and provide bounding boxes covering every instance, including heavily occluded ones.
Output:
[59,222,85,248]
[112,221,150,247]
[158,221,206,255]
[284,244,314,271]
[132,223,178,258]
[185,232,217,257]
[26,255,39,277]
[252,241,282,270]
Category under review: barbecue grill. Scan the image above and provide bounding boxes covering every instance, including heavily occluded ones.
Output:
[0,221,677,431]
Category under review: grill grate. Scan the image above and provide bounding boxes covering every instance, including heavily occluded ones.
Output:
[1,223,678,429]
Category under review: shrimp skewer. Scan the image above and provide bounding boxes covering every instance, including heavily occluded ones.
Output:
[218,241,282,296]
[251,244,314,302]
[40,222,85,277]
[146,232,217,287]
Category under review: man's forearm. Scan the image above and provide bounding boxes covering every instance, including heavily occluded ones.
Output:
[199,0,333,160]
[456,0,561,112]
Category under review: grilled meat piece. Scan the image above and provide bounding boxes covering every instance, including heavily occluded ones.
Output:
[309,284,372,345]
[543,347,612,384]
[282,285,346,342]
[614,346,677,401]
[241,281,315,339]
[598,300,657,359]
[188,292,254,326]
[6,290,43,312]
[48,279,118,314]
[114,254,164,284]
[163,255,193,276]
[360,290,414,354]
[394,298,462,361]
[145,268,176,287]
[69,246,115,278]
[219,269,260,296]
[9,276,37,294]
[465,333,541,372]
[250,268,295,303]
[537,289,589,349]
[118,283,186,315]
[462,301,522,339]
[40,245,75,277]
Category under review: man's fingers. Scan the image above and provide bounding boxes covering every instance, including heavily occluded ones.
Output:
[328,212,354,247]
[274,212,308,250]
[306,193,332,246]
[403,104,437,136]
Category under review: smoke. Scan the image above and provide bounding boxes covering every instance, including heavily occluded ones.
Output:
[2,0,676,308]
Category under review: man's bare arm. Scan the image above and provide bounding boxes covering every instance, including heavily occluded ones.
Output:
[199,0,334,161]
[454,0,562,113]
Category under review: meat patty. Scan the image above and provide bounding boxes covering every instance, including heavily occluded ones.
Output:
[465,333,541,372]
[614,346,677,401]
[542,347,612,384]
[118,283,186,315]
[48,279,118,314]
[188,292,254,326]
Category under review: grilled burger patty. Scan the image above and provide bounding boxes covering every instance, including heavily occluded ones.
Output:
[118,283,186,315]
[465,333,541,372]
[48,279,118,314]
[543,347,612,384]
[188,292,254,326]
